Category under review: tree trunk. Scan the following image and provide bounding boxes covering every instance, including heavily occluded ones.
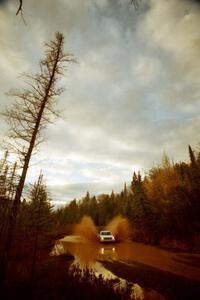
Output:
[0,34,63,285]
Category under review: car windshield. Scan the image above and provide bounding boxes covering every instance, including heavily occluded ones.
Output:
[100,231,112,236]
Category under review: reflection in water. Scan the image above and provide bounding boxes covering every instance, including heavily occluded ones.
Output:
[100,247,115,255]
[51,237,167,300]
[52,237,161,267]
[58,239,117,267]
[51,236,200,281]
[53,238,175,273]
[68,252,146,300]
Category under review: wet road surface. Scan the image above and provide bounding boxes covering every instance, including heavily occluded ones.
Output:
[52,236,200,299]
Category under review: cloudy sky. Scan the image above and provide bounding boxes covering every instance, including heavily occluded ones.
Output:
[0,0,200,205]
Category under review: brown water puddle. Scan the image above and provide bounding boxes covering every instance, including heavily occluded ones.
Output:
[51,236,200,299]
[51,236,168,299]
[52,235,200,282]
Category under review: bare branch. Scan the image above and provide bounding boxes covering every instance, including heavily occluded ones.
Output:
[16,0,27,25]
[16,0,23,15]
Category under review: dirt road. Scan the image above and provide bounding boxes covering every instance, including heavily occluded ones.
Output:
[52,237,200,299]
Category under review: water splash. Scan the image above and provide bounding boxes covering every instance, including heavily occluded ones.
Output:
[73,215,98,242]
[106,215,131,241]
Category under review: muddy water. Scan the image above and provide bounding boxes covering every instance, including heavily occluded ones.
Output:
[52,238,166,299]
[51,217,200,299]
[53,237,200,282]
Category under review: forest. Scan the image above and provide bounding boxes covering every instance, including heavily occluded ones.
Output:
[0,143,200,299]
[53,145,200,248]
[2,144,200,258]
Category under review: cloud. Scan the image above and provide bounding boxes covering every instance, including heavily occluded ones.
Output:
[139,0,200,87]
[48,181,124,205]
[0,0,200,204]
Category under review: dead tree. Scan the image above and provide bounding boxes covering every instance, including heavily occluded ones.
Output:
[0,32,75,283]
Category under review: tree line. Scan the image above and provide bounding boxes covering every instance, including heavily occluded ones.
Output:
[2,144,200,250]
[55,145,200,247]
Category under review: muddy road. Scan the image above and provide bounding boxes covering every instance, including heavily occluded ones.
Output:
[51,217,200,299]
[52,236,200,300]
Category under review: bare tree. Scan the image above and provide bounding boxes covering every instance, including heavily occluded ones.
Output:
[0,32,75,283]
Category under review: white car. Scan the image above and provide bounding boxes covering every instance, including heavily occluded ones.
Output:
[99,230,115,243]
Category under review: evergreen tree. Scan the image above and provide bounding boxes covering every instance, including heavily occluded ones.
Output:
[131,172,155,234]
[0,153,18,246]
[28,172,52,279]
[188,145,197,168]
[88,196,99,225]
[28,173,52,234]
[66,199,80,224]
[187,145,200,230]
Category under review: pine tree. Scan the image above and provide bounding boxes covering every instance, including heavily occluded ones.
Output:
[187,145,200,230]
[131,172,154,233]
[188,145,197,168]
[28,173,52,235]
[28,172,52,279]
[0,153,18,245]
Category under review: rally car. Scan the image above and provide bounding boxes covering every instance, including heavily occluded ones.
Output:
[99,230,115,243]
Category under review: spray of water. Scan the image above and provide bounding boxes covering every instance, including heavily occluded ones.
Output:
[73,216,98,242]
[106,215,131,241]
[73,215,130,243]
